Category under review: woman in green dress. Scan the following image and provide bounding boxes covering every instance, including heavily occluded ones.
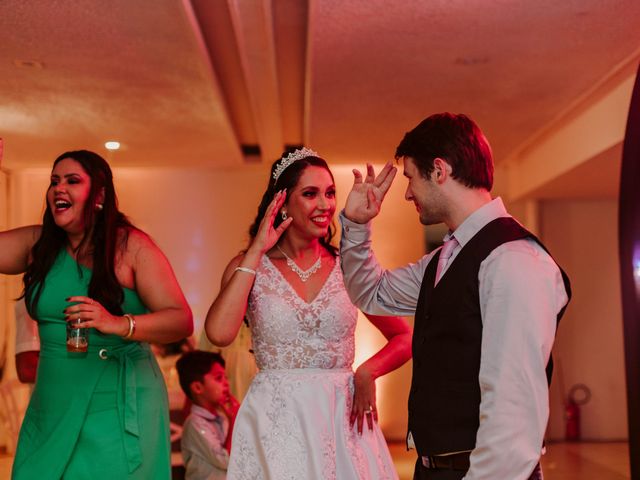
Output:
[0,150,193,479]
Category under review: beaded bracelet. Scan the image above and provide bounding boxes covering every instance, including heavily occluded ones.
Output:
[234,266,256,275]
[123,313,136,339]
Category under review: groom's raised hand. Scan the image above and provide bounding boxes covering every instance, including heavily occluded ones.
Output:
[344,162,397,224]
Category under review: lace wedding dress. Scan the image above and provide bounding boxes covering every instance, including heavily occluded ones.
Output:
[227,255,398,479]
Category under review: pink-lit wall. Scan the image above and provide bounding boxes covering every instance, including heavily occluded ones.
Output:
[541,199,627,441]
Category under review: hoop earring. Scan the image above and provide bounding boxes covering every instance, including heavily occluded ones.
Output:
[281,210,287,221]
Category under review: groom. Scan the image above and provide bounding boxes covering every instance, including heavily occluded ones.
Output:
[339,113,571,479]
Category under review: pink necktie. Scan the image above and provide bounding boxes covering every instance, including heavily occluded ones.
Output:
[435,236,459,285]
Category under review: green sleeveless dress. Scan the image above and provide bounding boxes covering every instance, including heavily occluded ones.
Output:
[12,249,171,479]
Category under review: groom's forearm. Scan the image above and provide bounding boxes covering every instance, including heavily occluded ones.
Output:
[339,211,424,316]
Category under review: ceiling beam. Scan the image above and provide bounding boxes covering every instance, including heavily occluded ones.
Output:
[187,0,258,148]
[180,0,244,164]
[500,57,639,201]
[272,0,307,147]
[227,0,284,162]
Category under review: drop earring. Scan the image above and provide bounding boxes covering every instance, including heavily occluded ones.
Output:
[281,210,287,221]
[95,203,104,211]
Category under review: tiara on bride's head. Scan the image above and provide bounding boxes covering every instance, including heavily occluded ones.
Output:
[272,147,319,182]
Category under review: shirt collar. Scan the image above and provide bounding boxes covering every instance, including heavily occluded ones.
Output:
[190,404,220,422]
[443,197,509,247]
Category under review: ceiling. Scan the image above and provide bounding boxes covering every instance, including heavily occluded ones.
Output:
[1,0,639,186]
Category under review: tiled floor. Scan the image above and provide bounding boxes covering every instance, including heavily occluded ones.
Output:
[1,441,631,479]
[538,442,630,480]
[389,441,631,480]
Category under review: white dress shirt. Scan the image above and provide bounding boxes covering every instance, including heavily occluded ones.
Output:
[181,404,230,480]
[339,197,569,480]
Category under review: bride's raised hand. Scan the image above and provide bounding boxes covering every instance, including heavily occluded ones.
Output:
[206,191,291,347]
[248,190,293,255]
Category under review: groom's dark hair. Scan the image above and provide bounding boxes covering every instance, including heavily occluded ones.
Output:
[395,112,494,190]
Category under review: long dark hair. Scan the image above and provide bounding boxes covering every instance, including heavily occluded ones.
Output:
[23,150,135,317]
[248,151,338,256]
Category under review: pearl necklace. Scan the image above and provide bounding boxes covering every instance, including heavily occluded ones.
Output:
[276,245,322,282]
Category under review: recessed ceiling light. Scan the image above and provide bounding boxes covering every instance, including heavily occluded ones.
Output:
[105,141,121,151]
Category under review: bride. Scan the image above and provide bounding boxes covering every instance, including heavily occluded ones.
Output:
[205,148,412,479]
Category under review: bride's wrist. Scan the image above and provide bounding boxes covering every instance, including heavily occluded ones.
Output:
[355,365,375,382]
[241,248,263,265]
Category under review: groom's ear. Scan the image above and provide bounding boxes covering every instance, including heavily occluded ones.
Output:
[432,157,449,183]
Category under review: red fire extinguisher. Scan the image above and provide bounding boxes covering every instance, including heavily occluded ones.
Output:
[565,383,591,441]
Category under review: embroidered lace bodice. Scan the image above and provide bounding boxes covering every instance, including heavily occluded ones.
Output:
[247,255,357,370]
